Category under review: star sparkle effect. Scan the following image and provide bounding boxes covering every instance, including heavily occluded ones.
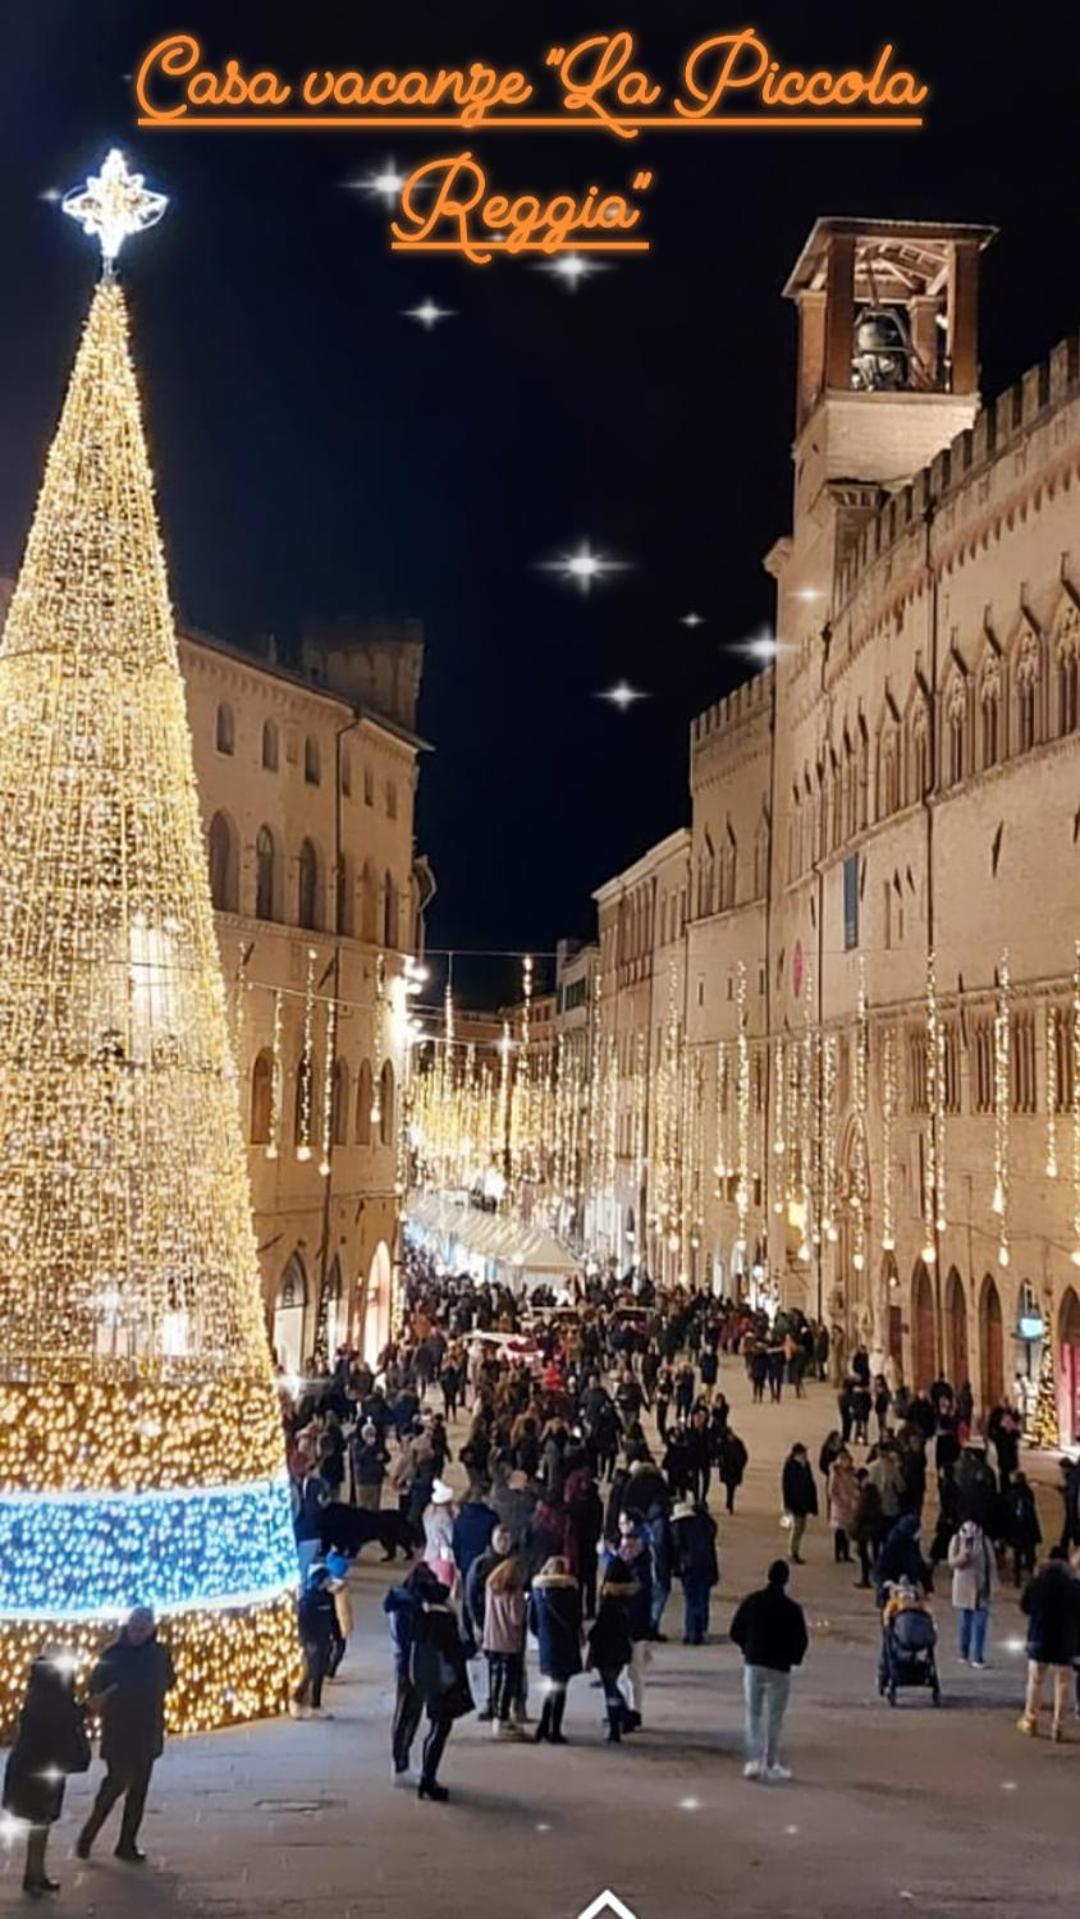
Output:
[599,681,648,711]
[538,252,607,290]
[403,298,455,330]
[731,628,779,663]
[541,540,628,594]
[349,159,409,207]
[61,148,168,268]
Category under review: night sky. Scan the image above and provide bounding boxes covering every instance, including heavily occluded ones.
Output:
[1,4,1078,1005]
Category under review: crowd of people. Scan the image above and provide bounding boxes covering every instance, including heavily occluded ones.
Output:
[8,1250,1080,1885]
[274,1248,1080,1801]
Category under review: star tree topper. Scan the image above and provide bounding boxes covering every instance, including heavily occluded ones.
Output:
[61,148,168,272]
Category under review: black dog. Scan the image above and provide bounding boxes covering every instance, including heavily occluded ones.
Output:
[319,1505,422,1563]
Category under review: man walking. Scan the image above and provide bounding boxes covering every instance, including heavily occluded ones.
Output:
[730,1560,808,1782]
[781,1443,818,1563]
[77,1606,175,1864]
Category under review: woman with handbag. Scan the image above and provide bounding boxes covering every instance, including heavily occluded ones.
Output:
[3,1651,90,1895]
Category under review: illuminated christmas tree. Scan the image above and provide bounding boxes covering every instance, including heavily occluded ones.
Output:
[1025,1338,1060,1450]
[0,152,299,1734]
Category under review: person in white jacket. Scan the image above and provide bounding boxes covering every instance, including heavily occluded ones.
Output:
[948,1518,994,1667]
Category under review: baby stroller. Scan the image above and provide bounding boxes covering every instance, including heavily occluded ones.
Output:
[878,1584,941,1707]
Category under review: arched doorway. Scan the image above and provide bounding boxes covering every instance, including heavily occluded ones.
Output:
[363,1241,392,1369]
[1059,1287,1080,1446]
[945,1268,968,1389]
[272,1254,308,1375]
[911,1260,936,1389]
[979,1274,1005,1410]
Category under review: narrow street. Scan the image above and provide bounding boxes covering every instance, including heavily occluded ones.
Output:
[4,1358,1074,1919]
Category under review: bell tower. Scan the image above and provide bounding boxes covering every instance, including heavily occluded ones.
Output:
[783,217,995,549]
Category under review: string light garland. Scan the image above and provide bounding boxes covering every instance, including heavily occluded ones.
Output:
[735,963,751,1244]
[821,1033,837,1243]
[371,953,388,1133]
[920,954,939,1266]
[319,989,338,1178]
[881,1026,897,1252]
[265,990,284,1160]
[851,961,869,1277]
[771,1037,786,1215]
[0,164,299,1736]
[1046,1003,1059,1180]
[295,947,317,1162]
[993,952,1011,1269]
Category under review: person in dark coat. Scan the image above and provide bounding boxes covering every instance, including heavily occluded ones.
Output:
[954,1443,1000,1533]
[564,1465,604,1619]
[717,1429,748,1514]
[586,1567,636,1741]
[289,1560,339,1717]
[4,1653,88,1895]
[451,1495,498,1591]
[384,1559,473,1798]
[851,1469,885,1588]
[875,1513,933,1604]
[1005,1471,1042,1586]
[76,1607,175,1864]
[1017,1549,1080,1740]
[527,1557,583,1742]
[602,1515,652,1728]
[464,1523,511,1717]
[781,1444,818,1563]
[730,1560,808,1780]
[671,1498,719,1644]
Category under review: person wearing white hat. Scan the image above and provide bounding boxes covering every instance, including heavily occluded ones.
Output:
[423,1480,457,1590]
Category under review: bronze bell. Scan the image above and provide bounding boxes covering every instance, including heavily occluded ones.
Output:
[852,304,911,391]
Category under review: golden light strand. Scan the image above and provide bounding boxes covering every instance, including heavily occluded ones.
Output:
[265,989,283,1161]
[821,1032,837,1243]
[714,1040,730,1193]
[1046,1002,1059,1180]
[993,952,1011,1269]
[881,1026,897,1252]
[318,989,338,1178]
[851,960,869,1278]
[771,1037,786,1216]
[736,962,751,1245]
[295,945,317,1162]
[371,953,387,1132]
[798,958,815,1261]
[920,952,938,1265]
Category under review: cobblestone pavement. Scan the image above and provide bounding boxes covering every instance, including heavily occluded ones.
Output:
[1,1362,1076,1919]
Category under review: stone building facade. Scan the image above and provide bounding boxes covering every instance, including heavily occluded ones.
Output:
[0,578,427,1373]
[584,216,1080,1434]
